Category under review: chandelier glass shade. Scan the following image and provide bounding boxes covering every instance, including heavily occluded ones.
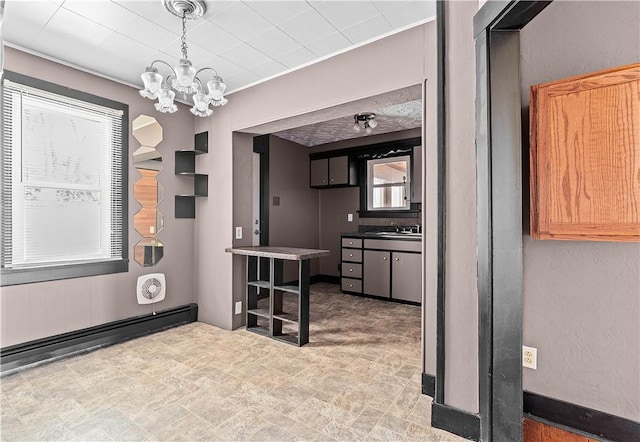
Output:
[139,0,227,118]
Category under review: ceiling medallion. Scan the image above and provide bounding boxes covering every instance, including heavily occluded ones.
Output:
[139,0,227,118]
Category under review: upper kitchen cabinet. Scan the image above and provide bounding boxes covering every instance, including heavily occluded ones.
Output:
[530,63,640,242]
[309,155,357,188]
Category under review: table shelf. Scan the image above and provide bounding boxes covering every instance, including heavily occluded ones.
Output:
[274,284,300,294]
[248,280,270,290]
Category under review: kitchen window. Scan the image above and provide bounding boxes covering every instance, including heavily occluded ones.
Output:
[1,72,128,286]
[367,155,411,211]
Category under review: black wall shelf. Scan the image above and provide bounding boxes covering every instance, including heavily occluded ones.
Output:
[175,131,208,219]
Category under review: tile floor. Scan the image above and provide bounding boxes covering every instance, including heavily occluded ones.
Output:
[1,283,465,441]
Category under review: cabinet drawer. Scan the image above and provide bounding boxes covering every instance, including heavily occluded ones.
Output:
[341,263,362,278]
[341,278,362,293]
[342,248,362,262]
[342,238,362,248]
[363,239,421,252]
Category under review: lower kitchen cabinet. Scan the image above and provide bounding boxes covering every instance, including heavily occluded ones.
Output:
[391,252,422,303]
[341,235,421,304]
[363,250,391,298]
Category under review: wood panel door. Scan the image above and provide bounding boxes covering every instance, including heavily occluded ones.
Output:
[530,63,640,241]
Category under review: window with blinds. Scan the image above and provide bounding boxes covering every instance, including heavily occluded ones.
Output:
[1,72,128,285]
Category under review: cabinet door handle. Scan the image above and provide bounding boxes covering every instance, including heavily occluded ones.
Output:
[395,258,399,261]
[349,268,353,272]
[383,257,387,261]
[349,253,353,257]
[349,284,353,288]
[349,241,353,245]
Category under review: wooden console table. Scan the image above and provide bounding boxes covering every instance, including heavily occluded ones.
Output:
[225,246,330,346]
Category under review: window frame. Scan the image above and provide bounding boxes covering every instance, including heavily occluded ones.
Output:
[356,137,422,218]
[1,71,129,286]
[366,155,412,211]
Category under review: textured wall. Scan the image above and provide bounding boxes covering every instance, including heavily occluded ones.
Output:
[521,1,640,420]
[1,48,197,347]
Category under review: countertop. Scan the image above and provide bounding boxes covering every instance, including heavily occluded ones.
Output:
[225,246,331,260]
[341,231,422,241]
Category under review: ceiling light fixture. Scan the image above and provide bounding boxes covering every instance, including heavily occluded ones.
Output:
[353,113,377,134]
[139,0,227,118]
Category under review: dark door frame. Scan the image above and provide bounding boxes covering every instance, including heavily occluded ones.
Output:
[473,1,552,441]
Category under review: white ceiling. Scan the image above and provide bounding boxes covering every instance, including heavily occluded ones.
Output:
[3,0,436,94]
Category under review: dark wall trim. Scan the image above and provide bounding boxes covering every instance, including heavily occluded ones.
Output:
[524,392,640,442]
[311,274,340,285]
[254,135,270,247]
[475,28,493,442]
[435,0,447,406]
[473,1,552,37]
[474,2,553,441]
[1,259,129,286]
[422,373,436,397]
[432,402,481,441]
[1,303,197,374]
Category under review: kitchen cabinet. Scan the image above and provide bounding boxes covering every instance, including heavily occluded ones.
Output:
[309,155,357,188]
[392,252,422,303]
[341,235,421,304]
[341,237,363,294]
[363,250,391,298]
[530,62,640,242]
[310,158,328,187]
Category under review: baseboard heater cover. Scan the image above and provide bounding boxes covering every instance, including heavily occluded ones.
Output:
[0,303,198,374]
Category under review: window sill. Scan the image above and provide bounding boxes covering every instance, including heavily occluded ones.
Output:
[1,259,129,286]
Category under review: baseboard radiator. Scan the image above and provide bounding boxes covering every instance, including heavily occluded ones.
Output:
[1,303,198,374]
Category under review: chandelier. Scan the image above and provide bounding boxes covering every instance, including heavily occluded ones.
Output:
[353,113,377,134]
[139,0,227,118]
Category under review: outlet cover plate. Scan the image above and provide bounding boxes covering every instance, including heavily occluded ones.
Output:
[523,345,537,369]
[235,227,242,240]
[235,301,242,315]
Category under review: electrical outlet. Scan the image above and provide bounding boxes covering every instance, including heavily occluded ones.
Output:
[235,227,242,239]
[235,301,242,315]
[347,213,353,222]
[523,345,537,369]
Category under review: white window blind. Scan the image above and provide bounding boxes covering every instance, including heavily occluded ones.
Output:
[1,78,124,270]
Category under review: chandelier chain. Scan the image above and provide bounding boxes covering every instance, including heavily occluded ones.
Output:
[180,12,189,60]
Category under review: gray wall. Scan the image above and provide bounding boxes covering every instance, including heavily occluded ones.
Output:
[231,132,255,330]
[268,136,320,282]
[318,187,360,277]
[520,1,640,420]
[1,48,197,347]
[443,0,480,412]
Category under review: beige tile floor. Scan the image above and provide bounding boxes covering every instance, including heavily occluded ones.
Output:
[1,283,465,441]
